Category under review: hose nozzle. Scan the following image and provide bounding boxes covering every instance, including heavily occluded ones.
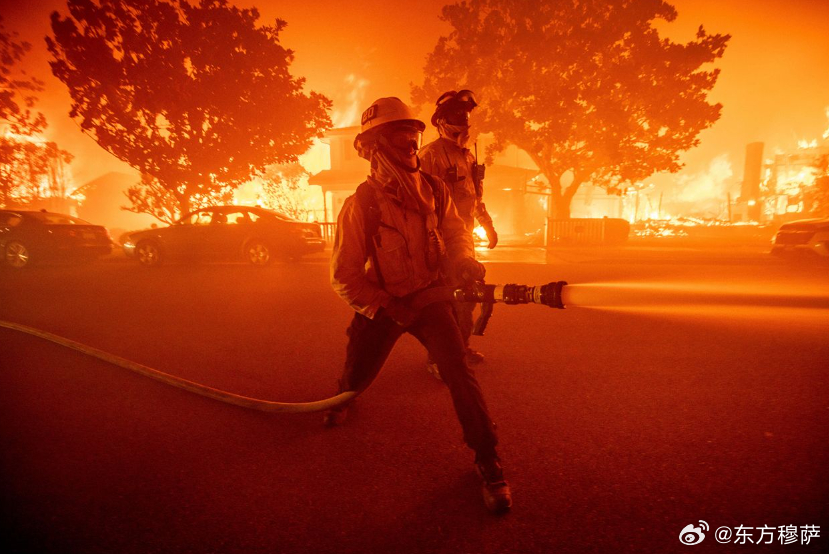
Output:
[453,281,568,309]
[499,281,567,308]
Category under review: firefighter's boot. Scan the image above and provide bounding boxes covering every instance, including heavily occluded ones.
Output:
[476,457,512,514]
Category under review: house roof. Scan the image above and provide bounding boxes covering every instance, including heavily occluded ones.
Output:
[72,171,139,197]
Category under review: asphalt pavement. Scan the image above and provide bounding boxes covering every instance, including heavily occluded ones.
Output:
[1,242,827,553]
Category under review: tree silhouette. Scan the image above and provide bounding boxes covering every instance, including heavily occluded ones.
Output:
[0,17,46,136]
[46,0,331,218]
[413,0,729,218]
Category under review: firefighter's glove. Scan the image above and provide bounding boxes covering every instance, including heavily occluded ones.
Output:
[382,297,418,327]
[456,257,486,285]
[483,223,498,249]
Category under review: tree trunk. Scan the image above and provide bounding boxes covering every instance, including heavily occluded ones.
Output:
[558,177,584,220]
[553,200,571,220]
[173,188,190,219]
[542,173,583,220]
[543,172,564,220]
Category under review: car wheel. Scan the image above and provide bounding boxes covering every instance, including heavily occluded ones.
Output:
[135,240,163,267]
[245,239,272,266]
[5,240,31,269]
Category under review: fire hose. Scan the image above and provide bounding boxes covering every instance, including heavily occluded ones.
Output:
[0,280,567,413]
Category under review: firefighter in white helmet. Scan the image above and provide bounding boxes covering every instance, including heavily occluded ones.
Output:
[419,89,496,375]
[328,97,512,514]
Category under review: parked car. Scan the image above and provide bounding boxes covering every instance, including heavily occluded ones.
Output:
[770,218,829,258]
[0,209,112,269]
[122,206,325,267]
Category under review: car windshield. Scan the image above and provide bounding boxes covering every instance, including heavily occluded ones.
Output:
[254,208,299,222]
[177,211,214,225]
[29,212,90,225]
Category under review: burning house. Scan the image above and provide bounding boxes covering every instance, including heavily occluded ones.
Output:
[762,141,829,221]
[70,171,157,236]
[307,126,365,241]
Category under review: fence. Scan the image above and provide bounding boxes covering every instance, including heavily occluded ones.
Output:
[547,217,630,245]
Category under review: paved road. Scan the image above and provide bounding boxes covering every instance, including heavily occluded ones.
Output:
[1,246,827,553]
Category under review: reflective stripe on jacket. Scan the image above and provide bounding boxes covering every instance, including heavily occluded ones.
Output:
[331,174,473,319]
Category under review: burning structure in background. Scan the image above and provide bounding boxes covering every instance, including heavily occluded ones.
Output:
[732,108,829,223]
[0,130,75,213]
[232,73,371,232]
[761,141,829,221]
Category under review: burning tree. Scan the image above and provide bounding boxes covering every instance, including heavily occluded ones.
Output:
[46,0,332,222]
[412,0,729,219]
[0,137,74,207]
[1,17,59,208]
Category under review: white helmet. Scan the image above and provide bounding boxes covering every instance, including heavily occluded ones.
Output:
[354,97,425,159]
[359,97,425,135]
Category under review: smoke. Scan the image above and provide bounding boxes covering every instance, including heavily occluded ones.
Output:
[331,74,370,128]
[676,154,734,204]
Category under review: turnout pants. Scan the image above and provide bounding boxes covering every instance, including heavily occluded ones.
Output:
[339,300,498,458]
[453,300,476,347]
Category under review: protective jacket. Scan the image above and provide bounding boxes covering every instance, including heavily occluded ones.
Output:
[331,173,473,319]
[419,137,493,233]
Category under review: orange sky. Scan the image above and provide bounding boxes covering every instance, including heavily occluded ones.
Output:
[2,0,829,193]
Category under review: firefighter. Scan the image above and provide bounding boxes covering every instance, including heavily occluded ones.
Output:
[419,90,497,376]
[327,97,512,514]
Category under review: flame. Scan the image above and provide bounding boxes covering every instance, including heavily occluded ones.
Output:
[676,154,733,204]
[331,74,370,128]
[298,138,331,175]
[4,130,41,143]
[1,130,76,203]
[220,75,359,221]
[797,139,818,149]
[229,137,332,222]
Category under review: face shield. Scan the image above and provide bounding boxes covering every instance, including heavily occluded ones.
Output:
[385,125,423,153]
[444,109,470,127]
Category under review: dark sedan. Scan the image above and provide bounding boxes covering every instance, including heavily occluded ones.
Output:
[0,210,112,269]
[122,206,325,266]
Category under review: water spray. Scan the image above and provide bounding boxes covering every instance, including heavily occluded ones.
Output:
[561,281,829,312]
